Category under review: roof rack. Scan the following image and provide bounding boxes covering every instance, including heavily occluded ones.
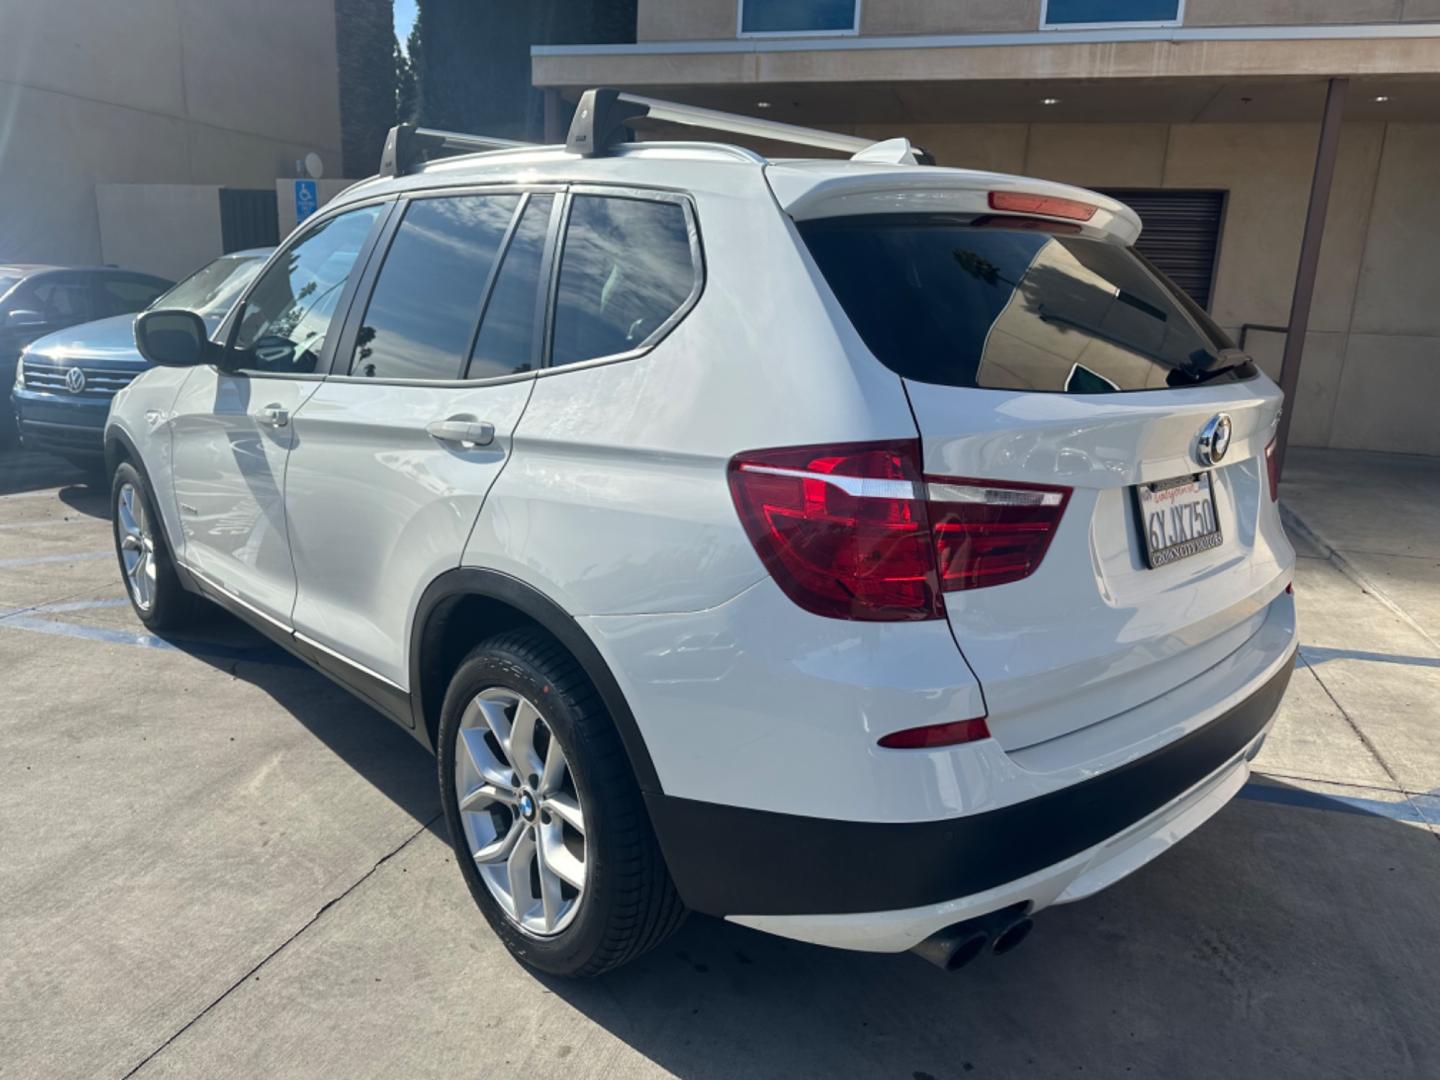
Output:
[376,90,934,177]
[566,88,934,165]
[379,124,535,177]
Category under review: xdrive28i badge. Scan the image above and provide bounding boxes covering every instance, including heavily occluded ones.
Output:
[1197,413,1232,467]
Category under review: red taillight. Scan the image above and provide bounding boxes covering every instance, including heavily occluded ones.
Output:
[728,441,942,621]
[728,442,1071,621]
[1264,437,1280,501]
[928,478,1071,592]
[988,190,1098,222]
[878,715,991,749]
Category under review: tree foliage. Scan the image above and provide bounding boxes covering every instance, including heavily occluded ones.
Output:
[412,1,636,140]
[335,0,397,177]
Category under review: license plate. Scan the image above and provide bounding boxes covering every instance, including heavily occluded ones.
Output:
[1134,472,1222,568]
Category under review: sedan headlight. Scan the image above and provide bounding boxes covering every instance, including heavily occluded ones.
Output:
[12,354,23,389]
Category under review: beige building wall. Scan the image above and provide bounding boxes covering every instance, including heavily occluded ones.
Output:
[840,118,1440,455]
[638,0,1440,40]
[0,0,343,267]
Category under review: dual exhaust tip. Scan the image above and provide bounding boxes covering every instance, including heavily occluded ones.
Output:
[911,902,1035,973]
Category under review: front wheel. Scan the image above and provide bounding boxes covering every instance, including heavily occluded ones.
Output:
[438,628,685,976]
[111,461,201,631]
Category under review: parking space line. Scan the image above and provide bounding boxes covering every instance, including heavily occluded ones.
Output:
[0,550,111,567]
[1238,779,1433,825]
[0,518,95,529]
[0,613,306,669]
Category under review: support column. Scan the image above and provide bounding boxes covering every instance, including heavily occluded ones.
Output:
[1274,76,1348,480]
[543,89,564,144]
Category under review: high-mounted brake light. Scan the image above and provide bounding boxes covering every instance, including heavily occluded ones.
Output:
[1264,437,1280,502]
[878,715,991,750]
[728,442,1071,621]
[988,190,1098,223]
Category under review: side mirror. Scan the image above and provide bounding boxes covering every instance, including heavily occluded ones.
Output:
[135,309,211,367]
[4,309,44,330]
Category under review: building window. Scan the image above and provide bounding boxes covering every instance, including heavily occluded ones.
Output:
[1041,0,1183,29]
[739,0,860,36]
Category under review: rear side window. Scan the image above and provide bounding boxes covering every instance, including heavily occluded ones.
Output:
[467,194,553,380]
[551,196,696,368]
[799,215,1252,393]
[351,194,520,380]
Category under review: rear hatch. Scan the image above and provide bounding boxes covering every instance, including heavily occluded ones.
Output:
[780,166,1293,753]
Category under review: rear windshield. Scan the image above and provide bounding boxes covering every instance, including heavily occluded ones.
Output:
[799,215,1254,393]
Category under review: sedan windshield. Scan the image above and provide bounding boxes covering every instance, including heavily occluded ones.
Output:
[155,255,267,317]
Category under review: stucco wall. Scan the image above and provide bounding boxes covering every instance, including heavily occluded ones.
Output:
[637,0,1440,40]
[0,0,343,267]
[843,118,1440,454]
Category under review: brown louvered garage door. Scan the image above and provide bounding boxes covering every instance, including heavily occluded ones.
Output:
[1096,189,1226,311]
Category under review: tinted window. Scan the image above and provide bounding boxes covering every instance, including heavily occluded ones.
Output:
[551,196,695,368]
[800,216,1252,394]
[742,0,857,33]
[467,194,553,380]
[94,276,169,318]
[351,195,519,381]
[159,256,266,318]
[1045,0,1180,25]
[26,277,90,324]
[232,205,382,374]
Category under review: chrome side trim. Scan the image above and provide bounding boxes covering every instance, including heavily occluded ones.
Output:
[181,561,406,692]
[293,631,407,692]
[184,563,292,635]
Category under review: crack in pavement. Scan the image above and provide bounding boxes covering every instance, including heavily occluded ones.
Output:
[119,815,442,1079]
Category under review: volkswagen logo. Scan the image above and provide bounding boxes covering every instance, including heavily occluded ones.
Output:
[1197,413,1233,466]
[65,367,86,394]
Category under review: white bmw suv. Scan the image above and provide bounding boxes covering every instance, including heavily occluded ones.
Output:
[108,90,1296,977]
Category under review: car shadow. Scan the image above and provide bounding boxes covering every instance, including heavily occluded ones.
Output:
[156,606,445,838]
[533,777,1440,1079]
[0,446,97,497]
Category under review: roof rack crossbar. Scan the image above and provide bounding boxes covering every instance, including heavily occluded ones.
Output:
[379,124,536,177]
[566,88,877,159]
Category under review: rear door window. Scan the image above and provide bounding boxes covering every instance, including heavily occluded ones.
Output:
[550,195,697,367]
[799,215,1252,393]
[466,194,554,380]
[350,194,520,380]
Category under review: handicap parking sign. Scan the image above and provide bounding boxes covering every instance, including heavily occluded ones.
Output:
[295,179,318,222]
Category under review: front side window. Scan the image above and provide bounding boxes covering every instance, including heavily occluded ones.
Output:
[466,194,554,380]
[800,215,1250,394]
[1042,0,1182,27]
[351,195,520,381]
[25,276,90,324]
[740,0,859,35]
[231,204,383,374]
[551,196,696,368]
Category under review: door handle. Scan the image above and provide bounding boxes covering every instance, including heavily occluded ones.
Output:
[426,417,495,448]
[256,405,289,428]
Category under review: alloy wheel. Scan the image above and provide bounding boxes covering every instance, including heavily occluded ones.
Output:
[117,482,156,613]
[455,687,588,936]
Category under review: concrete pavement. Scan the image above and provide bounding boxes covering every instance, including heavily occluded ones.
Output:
[0,445,1437,1080]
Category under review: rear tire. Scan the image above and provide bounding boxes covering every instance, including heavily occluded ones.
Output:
[438,627,686,977]
[111,461,202,631]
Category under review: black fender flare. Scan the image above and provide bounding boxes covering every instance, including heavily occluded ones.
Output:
[408,567,663,794]
[104,424,144,476]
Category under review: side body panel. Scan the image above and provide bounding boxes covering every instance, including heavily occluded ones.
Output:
[167,369,321,620]
[284,378,536,689]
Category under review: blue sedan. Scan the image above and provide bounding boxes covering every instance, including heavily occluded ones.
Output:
[11,248,272,467]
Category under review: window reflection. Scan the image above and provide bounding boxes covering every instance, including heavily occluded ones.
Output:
[467,194,553,380]
[352,194,519,381]
[551,196,693,368]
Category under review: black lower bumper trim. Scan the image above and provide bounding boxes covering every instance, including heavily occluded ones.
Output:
[647,652,1294,917]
